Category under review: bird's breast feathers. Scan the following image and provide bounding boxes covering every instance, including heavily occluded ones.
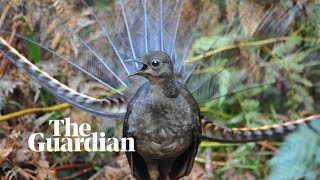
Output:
[126,81,200,158]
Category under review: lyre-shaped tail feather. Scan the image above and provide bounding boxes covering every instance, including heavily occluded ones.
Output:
[0,38,126,118]
[202,115,320,143]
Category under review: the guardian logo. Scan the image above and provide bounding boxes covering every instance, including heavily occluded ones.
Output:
[28,117,134,152]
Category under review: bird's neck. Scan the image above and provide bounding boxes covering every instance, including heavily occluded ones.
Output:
[151,76,179,98]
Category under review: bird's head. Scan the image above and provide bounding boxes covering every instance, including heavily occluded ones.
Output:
[127,51,174,81]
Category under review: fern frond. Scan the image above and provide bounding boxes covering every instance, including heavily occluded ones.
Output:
[268,119,320,180]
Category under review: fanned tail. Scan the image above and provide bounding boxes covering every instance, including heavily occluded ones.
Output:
[0,37,126,117]
[0,0,211,117]
[112,0,209,73]
[202,115,320,143]
[0,0,209,103]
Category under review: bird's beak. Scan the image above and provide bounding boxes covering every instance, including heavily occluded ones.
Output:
[126,59,149,77]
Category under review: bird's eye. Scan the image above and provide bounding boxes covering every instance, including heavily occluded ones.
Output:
[151,60,161,69]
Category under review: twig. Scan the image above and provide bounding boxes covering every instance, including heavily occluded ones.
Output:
[186,36,318,64]
[195,157,227,166]
[51,163,93,172]
[186,36,291,63]
[257,141,278,152]
[0,103,70,121]
[205,147,214,179]
[0,4,11,78]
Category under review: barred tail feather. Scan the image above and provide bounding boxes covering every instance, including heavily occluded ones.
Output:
[202,115,320,143]
[0,38,126,118]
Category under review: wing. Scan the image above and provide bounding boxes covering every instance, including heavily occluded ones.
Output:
[122,93,150,180]
[170,129,201,179]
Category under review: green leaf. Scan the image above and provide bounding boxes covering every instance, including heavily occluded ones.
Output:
[26,35,42,64]
[268,119,320,180]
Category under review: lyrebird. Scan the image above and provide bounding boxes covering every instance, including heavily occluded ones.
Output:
[0,0,319,179]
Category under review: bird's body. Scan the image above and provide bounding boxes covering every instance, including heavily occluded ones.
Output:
[124,51,201,179]
[126,82,197,158]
